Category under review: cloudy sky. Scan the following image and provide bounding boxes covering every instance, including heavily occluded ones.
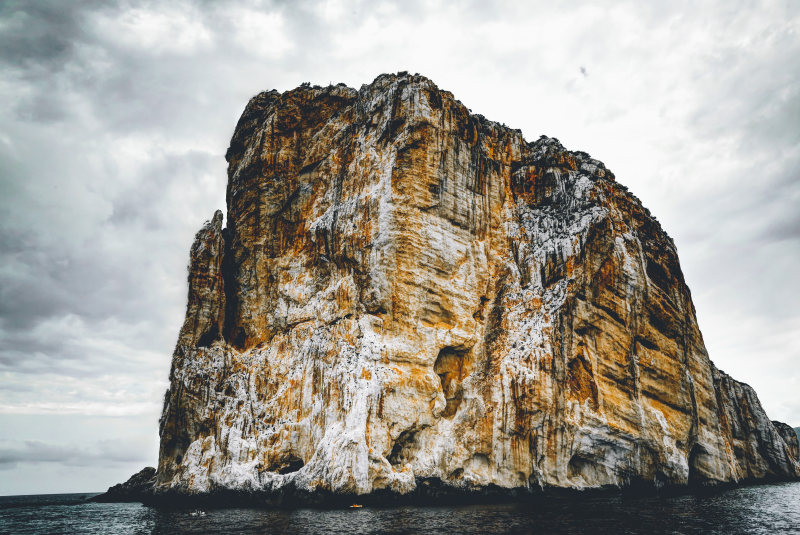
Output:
[1,0,798,495]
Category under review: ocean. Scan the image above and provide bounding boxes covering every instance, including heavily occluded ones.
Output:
[1,482,799,534]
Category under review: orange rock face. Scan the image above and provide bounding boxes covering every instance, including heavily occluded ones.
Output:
[155,73,799,496]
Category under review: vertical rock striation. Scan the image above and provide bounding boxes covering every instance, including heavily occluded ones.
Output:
[154,73,799,499]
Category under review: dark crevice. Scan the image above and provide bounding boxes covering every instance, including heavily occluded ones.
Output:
[298,159,323,175]
[635,336,659,351]
[646,258,672,293]
[276,456,305,475]
[197,325,219,348]
[649,309,678,339]
[596,301,625,325]
[233,328,246,350]
[220,227,239,347]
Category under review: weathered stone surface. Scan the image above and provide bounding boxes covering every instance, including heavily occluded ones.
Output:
[158,210,226,474]
[772,421,800,463]
[152,73,799,499]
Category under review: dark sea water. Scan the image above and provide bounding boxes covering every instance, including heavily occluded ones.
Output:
[1,482,799,534]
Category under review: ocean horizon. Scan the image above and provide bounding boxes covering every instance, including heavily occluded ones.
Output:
[2,481,799,534]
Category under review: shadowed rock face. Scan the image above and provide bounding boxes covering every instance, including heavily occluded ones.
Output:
[772,421,800,464]
[154,73,799,497]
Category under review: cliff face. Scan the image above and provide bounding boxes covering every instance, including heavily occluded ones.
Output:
[155,73,799,497]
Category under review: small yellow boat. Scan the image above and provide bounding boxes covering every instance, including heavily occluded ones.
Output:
[349,504,363,508]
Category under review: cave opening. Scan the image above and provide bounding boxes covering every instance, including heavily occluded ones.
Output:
[388,429,419,468]
[567,454,592,480]
[197,325,219,348]
[276,455,305,475]
[434,346,469,418]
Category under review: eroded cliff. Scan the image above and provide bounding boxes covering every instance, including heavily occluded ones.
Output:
[154,73,799,499]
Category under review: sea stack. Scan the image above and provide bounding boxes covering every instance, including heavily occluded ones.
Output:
[152,73,800,500]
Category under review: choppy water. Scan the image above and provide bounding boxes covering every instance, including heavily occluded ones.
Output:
[1,482,799,534]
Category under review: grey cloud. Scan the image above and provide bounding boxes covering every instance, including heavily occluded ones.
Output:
[0,441,80,467]
[761,212,800,244]
[685,16,800,151]
[107,150,222,229]
[0,0,106,68]
[0,226,175,331]
[2,0,218,133]
[0,438,151,470]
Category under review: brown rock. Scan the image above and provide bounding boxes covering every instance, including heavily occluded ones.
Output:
[153,73,800,498]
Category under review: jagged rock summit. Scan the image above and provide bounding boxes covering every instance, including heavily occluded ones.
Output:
[122,73,799,503]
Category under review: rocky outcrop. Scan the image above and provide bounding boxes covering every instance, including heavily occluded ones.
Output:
[151,73,799,501]
[93,467,156,502]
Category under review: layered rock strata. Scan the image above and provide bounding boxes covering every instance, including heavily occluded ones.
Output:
[153,73,799,499]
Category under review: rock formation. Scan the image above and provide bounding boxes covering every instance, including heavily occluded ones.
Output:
[150,73,799,500]
[92,467,156,502]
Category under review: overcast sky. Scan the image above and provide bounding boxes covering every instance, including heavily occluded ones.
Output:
[0,0,798,495]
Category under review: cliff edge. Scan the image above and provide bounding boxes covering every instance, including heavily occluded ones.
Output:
[138,73,797,502]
